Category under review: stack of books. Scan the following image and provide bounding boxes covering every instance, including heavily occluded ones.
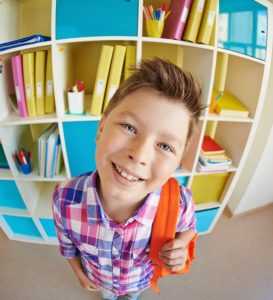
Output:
[90,44,136,116]
[162,0,217,45]
[10,49,55,118]
[38,124,62,178]
[198,135,232,172]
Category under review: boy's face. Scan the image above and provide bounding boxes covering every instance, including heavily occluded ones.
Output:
[96,88,190,204]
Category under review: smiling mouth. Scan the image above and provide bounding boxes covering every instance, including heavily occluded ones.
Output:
[112,163,145,182]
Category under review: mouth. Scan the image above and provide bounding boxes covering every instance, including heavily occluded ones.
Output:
[112,162,145,182]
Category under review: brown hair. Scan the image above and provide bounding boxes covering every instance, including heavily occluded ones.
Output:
[103,57,204,142]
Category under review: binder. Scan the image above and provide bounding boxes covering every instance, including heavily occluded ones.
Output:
[10,55,28,117]
[103,45,126,112]
[197,0,217,44]
[22,52,36,116]
[124,45,136,80]
[90,45,114,116]
[162,0,193,40]
[45,50,55,114]
[35,50,46,115]
[183,0,206,42]
[214,53,229,92]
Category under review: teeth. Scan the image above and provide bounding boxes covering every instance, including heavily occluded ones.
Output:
[115,164,139,182]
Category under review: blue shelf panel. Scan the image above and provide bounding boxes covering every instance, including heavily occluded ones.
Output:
[0,180,27,210]
[219,0,268,60]
[40,218,57,238]
[63,121,99,177]
[175,176,189,187]
[56,0,139,39]
[2,215,42,238]
[196,208,218,233]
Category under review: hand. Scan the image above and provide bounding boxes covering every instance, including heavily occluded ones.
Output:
[77,271,98,291]
[159,238,188,272]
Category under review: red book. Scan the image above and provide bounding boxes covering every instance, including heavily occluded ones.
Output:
[162,0,193,40]
[201,135,225,155]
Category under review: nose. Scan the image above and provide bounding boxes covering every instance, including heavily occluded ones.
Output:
[128,137,152,166]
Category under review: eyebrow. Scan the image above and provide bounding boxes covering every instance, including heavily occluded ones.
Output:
[118,111,183,147]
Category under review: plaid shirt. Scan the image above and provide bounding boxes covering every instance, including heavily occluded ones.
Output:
[52,171,196,296]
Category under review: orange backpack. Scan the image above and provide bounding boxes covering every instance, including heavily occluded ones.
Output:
[149,177,197,292]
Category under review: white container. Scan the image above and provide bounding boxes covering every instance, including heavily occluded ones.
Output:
[67,91,84,114]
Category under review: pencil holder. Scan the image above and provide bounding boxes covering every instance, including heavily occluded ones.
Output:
[20,163,32,175]
[145,19,164,38]
[67,91,84,114]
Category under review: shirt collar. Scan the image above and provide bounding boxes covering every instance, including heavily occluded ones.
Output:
[86,171,161,228]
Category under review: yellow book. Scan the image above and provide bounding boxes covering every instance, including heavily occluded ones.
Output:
[124,45,136,80]
[90,45,114,116]
[22,52,36,116]
[103,45,126,112]
[197,0,217,45]
[45,50,55,114]
[183,0,206,42]
[214,90,249,118]
[214,53,229,92]
[205,120,218,139]
[35,50,46,115]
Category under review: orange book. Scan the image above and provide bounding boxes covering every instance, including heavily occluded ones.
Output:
[201,135,225,155]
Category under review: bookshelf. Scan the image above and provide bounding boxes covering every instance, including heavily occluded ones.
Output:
[0,0,272,244]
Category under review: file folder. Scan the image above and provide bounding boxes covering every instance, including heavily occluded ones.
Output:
[35,50,46,115]
[124,45,136,80]
[45,50,55,114]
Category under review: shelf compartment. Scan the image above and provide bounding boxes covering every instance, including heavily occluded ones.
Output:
[0,0,51,44]
[0,180,27,210]
[196,207,218,233]
[1,214,43,239]
[54,41,137,116]
[55,0,139,39]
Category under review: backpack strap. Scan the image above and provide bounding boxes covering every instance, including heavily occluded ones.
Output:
[149,177,197,292]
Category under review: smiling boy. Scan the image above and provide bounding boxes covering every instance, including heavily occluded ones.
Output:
[53,58,203,300]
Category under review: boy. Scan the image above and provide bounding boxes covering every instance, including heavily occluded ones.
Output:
[53,58,203,300]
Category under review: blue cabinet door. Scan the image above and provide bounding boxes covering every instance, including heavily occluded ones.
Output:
[40,218,57,238]
[196,208,218,233]
[63,121,99,177]
[0,180,26,210]
[56,0,139,39]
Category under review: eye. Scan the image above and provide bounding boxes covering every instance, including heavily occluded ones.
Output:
[158,143,175,153]
[120,123,137,134]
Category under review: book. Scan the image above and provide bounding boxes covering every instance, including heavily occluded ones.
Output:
[0,59,12,119]
[197,0,217,44]
[124,45,136,80]
[201,135,225,155]
[45,50,55,114]
[35,50,46,115]
[162,0,193,40]
[103,45,126,112]
[214,90,249,118]
[45,126,59,177]
[214,53,229,92]
[0,35,50,52]
[22,52,36,116]
[10,55,28,117]
[183,0,206,42]
[90,45,114,116]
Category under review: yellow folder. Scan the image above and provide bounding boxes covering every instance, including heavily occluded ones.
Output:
[90,45,114,116]
[124,45,136,80]
[183,0,206,42]
[214,53,229,93]
[45,50,55,114]
[197,0,217,45]
[35,50,46,115]
[23,52,36,116]
[103,45,126,112]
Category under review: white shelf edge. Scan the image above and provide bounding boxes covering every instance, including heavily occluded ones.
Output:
[142,37,215,51]
[193,166,237,175]
[61,114,101,122]
[217,47,266,65]
[0,207,29,216]
[55,36,138,45]
[15,174,67,182]
[202,114,254,123]
[0,41,52,55]
[174,169,192,177]
[195,202,221,211]
[0,113,58,126]
[0,169,14,179]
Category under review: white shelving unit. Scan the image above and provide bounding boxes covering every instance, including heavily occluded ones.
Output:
[0,0,272,244]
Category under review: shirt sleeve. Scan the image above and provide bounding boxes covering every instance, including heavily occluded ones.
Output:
[52,184,80,258]
[176,186,197,233]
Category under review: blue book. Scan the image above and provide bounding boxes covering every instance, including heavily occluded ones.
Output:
[0,35,51,52]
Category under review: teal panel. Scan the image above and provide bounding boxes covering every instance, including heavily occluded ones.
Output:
[0,180,26,210]
[0,143,9,169]
[175,176,189,187]
[40,218,57,238]
[56,0,138,39]
[219,0,267,60]
[63,121,99,177]
[3,215,42,238]
[196,208,218,233]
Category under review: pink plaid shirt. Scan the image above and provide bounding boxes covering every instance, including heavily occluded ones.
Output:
[52,171,196,296]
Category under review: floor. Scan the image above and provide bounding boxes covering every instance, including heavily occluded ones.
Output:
[0,206,273,300]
